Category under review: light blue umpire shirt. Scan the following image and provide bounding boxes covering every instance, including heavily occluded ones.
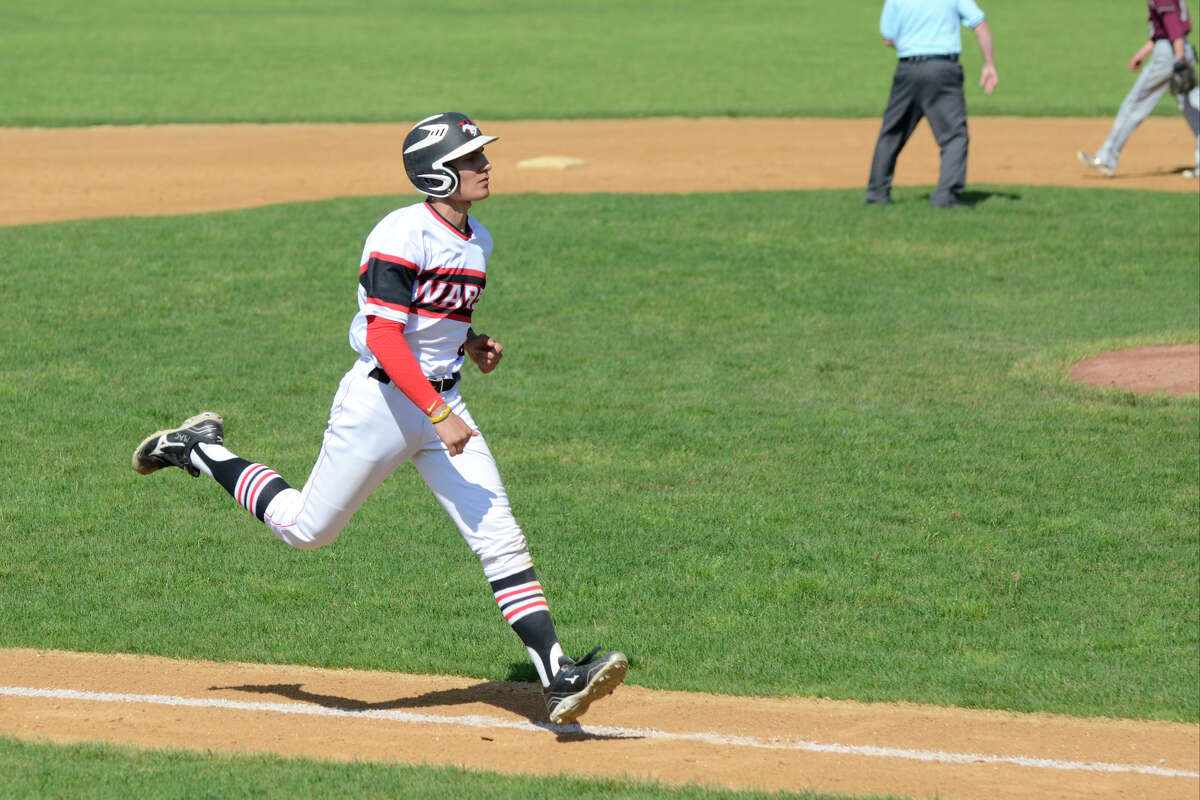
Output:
[879,0,986,58]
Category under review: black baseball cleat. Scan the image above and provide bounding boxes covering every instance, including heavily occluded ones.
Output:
[132,412,224,477]
[544,647,628,725]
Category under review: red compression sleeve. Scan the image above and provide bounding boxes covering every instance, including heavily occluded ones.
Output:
[366,315,445,416]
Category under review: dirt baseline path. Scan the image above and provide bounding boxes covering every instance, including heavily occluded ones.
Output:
[2,648,1197,800]
[2,118,1197,798]
[1,116,1196,226]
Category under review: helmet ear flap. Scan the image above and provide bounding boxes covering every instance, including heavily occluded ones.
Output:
[414,166,458,198]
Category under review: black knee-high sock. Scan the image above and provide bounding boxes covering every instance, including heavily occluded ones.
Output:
[490,567,562,687]
[192,443,290,522]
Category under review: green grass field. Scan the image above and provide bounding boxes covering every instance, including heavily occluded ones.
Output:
[1,189,1197,798]
[1,0,1192,124]
[2,188,1196,718]
[2,1,1198,798]
[1,735,865,800]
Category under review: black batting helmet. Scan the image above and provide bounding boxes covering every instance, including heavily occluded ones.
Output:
[402,112,498,198]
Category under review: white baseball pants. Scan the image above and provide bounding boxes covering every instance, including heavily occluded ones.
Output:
[262,358,534,582]
[1097,40,1200,169]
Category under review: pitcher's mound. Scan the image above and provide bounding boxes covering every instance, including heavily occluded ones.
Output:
[1071,343,1199,396]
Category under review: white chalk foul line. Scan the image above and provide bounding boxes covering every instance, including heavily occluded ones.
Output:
[2,685,1196,780]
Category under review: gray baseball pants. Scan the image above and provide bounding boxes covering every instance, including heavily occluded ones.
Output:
[866,58,969,206]
[1095,40,1200,170]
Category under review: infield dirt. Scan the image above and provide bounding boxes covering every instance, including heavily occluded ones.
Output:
[1,117,1198,227]
[1,118,1197,799]
[3,648,1198,800]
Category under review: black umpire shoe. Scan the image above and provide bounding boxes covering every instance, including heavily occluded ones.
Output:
[132,412,224,477]
[544,647,628,725]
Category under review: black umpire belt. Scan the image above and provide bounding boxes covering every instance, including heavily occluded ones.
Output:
[369,367,461,393]
[899,53,958,62]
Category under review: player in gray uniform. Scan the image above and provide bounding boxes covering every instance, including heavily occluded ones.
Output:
[132,113,628,726]
[1078,0,1200,178]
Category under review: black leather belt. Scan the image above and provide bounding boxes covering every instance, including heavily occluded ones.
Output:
[899,53,958,62]
[369,367,460,393]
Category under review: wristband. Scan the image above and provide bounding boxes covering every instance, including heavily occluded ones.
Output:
[429,405,451,424]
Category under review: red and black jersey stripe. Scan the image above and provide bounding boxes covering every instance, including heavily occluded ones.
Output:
[359,252,418,313]
[411,266,486,322]
[360,253,486,322]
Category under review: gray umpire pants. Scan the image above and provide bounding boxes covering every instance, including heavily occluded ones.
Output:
[1096,40,1200,170]
[866,57,969,206]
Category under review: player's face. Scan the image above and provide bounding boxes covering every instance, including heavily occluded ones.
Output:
[451,149,491,202]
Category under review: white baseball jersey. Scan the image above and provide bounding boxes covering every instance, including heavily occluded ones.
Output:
[350,200,493,378]
[259,199,532,582]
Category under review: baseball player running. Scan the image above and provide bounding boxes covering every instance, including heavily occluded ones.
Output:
[132,113,628,726]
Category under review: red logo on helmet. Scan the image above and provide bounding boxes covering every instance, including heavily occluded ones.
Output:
[459,120,480,137]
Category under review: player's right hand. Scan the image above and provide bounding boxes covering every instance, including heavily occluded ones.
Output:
[434,412,478,456]
[465,332,503,373]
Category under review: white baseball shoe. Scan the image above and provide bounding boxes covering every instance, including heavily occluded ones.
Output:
[1183,167,1199,179]
[1077,151,1116,176]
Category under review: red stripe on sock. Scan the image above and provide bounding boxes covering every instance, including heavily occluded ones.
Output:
[234,466,262,507]
[503,599,549,622]
[494,584,543,603]
[245,469,279,513]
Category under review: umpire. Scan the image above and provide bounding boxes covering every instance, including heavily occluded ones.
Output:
[865,0,998,207]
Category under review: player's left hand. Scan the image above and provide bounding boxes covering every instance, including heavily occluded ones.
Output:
[1170,59,1199,94]
[466,331,503,373]
[979,65,998,95]
[433,412,479,456]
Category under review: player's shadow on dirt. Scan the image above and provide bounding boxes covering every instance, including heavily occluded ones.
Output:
[1089,166,1196,179]
[209,680,637,741]
[211,680,537,717]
